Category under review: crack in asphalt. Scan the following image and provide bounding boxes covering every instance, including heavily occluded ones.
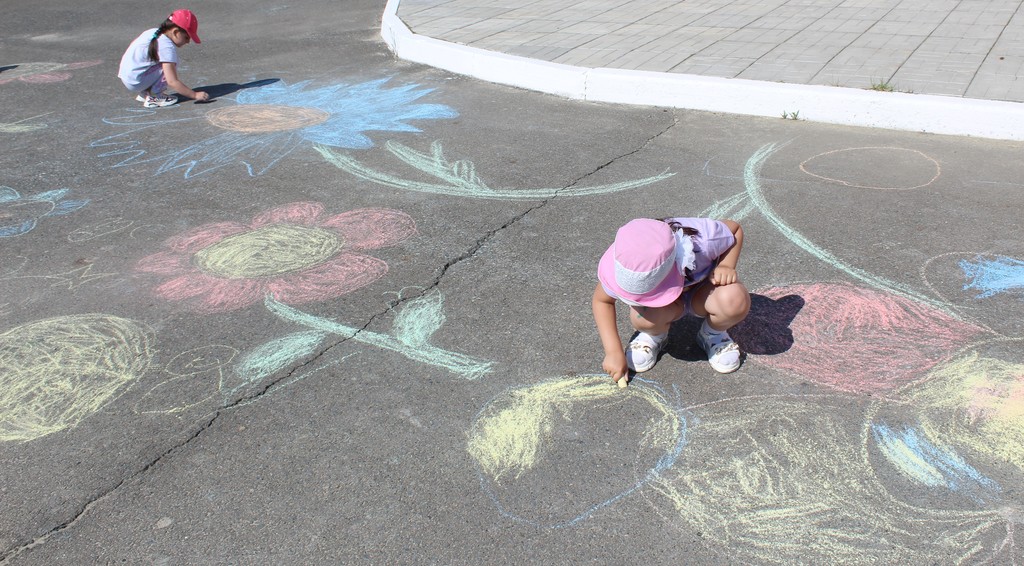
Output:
[0,112,676,563]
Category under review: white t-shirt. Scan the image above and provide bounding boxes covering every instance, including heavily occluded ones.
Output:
[117,28,179,92]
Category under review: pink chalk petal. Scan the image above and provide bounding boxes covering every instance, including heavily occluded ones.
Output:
[195,278,266,313]
[65,60,103,69]
[320,208,417,250]
[136,250,191,275]
[21,72,72,83]
[739,283,987,394]
[154,273,222,301]
[153,272,264,312]
[250,202,324,228]
[165,221,248,254]
[267,252,387,304]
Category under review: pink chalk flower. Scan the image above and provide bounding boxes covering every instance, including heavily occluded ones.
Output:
[0,61,103,85]
[732,282,988,394]
[137,203,416,312]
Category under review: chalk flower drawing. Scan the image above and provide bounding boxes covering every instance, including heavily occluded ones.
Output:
[136,202,416,312]
[0,60,102,85]
[92,78,457,178]
[0,186,89,238]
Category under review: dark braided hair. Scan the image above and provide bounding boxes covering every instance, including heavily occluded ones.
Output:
[660,218,699,277]
[659,218,699,237]
[147,19,179,62]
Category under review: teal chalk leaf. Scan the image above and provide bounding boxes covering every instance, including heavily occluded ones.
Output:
[232,330,328,390]
[48,199,90,216]
[392,291,445,347]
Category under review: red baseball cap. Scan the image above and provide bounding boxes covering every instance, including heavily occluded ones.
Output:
[169,9,201,43]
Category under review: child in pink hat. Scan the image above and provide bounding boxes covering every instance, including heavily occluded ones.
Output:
[118,9,210,108]
[592,217,750,385]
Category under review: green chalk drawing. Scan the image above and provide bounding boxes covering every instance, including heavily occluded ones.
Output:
[233,330,329,387]
[316,140,674,199]
[391,289,444,346]
[741,143,954,315]
[265,292,494,380]
[0,113,51,133]
[699,190,755,221]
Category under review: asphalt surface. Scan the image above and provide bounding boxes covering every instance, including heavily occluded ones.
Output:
[2,0,1024,564]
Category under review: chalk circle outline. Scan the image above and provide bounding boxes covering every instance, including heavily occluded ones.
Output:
[134,345,240,415]
[467,374,686,527]
[0,314,155,442]
[204,104,330,133]
[799,146,941,190]
[642,394,1001,564]
[920,251,1017,335]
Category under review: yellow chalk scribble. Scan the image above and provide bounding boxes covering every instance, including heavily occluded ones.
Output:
[646,395,1001,563]
[904,349,1024,472]
[0,314,154,442]
[467,375,681,483]
[193,224,342,279]
[0,113,51,133]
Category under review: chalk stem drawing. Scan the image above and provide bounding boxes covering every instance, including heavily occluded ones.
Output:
[699,188,755,222]
[264,292,494,380]
[316,140,674,199]
[0,112,52,133]
[737,143,955,315]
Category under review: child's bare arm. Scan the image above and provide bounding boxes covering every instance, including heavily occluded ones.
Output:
[162,62,209,101]
[711,220,743,286]
[592,284,628,381]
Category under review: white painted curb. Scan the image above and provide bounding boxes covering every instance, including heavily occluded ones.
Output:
[382,0,1024,141]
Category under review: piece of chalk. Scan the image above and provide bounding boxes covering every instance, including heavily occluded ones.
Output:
[617,376,628,388]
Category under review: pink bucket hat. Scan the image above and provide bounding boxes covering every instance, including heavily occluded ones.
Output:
[597,218,685,308]
[169,9,201,43]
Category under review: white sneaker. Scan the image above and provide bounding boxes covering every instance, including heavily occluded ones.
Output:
[142,93,178,108]
[626,333,665,373]
[697,327,741,373]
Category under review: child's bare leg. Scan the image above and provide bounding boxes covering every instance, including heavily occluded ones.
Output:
[625,299,684,373]
[690,281,749,373]
[689,281,750,330]
[628,300,685,335]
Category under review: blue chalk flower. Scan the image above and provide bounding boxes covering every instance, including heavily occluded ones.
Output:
[0,187,89,238]
[92,78,458,178]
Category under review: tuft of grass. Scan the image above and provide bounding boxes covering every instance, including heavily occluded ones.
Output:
[781,110,801,120]
[870,79,895,92]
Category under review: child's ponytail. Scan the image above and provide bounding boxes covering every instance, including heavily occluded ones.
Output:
[147,19,177,62]
[660,218,699,237]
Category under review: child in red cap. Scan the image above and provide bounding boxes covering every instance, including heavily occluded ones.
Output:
[118,9,210,108]
[592,217,750,386]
